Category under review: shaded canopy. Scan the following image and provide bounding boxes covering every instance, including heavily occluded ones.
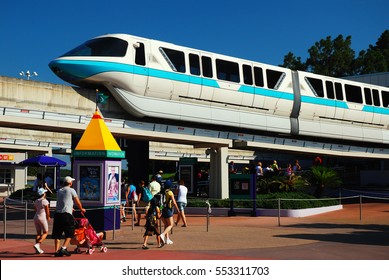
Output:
[18,155,67,167]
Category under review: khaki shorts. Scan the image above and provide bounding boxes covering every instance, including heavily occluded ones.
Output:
[137,201,149,213]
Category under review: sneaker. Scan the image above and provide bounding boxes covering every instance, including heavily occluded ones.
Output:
[158,243,164,248]
[166,239,173,245]
[142,245,149,250]
[59,248,71,256]
[54,250,63,257]
[33,244,41,254]
[160,233,166,243]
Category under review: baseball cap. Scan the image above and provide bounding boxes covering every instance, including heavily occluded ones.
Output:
[37,188,47,196]
[64,176,75,184]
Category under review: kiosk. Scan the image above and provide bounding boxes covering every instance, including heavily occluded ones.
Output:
[72,110,125,231]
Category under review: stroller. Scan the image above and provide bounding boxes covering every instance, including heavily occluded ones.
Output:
[71,214,107,254]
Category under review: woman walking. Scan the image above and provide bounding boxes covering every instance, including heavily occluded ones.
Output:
[160,180,180,245]
[175,179,188,227]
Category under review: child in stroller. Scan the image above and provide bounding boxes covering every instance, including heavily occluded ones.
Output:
[71,215,107,254]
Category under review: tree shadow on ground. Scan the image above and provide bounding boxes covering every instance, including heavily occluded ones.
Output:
[276,223,389,246]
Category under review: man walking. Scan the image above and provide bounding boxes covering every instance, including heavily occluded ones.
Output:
[52,176,86,257]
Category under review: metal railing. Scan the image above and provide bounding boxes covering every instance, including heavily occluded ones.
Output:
[1,198,213,241]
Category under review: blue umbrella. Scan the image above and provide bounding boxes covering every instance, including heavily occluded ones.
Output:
[18,155,67,167]
[18,155,67,193]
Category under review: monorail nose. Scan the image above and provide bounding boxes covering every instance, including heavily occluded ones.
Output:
[48,59,83,84]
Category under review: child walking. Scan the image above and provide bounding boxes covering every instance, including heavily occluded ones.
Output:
[142,195,163,249]
[33,187,51,254]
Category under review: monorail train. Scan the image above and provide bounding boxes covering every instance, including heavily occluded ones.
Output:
[49,34,389,145]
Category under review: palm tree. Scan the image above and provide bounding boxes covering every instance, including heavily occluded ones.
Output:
[309,166,342,198]
[256,173,309,193]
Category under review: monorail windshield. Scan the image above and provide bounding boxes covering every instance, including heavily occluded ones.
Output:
[61,37,128,57]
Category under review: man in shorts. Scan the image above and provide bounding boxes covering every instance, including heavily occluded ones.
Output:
[52,176,86,257]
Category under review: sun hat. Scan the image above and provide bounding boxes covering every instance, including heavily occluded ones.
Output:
[37,188,47,196]
[64,176,75,184]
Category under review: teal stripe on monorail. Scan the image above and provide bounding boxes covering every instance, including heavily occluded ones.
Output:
[147,67,219,87]
[301,95,349,109]
[54,60,133,78]
[239,85,294,100]
[363,105,389,115]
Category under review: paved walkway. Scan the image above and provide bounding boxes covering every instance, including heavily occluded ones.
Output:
[1,203,389,260]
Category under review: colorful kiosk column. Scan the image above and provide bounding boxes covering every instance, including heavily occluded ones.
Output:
[72,110,125,231]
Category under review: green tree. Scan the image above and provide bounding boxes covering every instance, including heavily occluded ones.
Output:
[355,30,389,74]
[280,52,307,71]
[281,30,389,77]
[308,166,342,198]
[306,35,355,77]
[256,174,309,193]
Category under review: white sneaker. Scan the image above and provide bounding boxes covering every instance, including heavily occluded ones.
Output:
[160,233,166,243]
[33,244,42,254]
[166,239,173,245]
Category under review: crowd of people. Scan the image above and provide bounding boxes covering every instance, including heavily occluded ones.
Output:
[121,175,189,249]
[31,156,322,256]
[230,158,307,180]
[32,170,190,256]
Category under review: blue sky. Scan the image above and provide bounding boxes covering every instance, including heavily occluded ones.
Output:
[1,0,388,85]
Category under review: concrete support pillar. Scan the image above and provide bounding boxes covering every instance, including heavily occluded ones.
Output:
[208,146,229,199]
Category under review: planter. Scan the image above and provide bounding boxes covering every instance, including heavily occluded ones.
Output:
[185,204,343,217]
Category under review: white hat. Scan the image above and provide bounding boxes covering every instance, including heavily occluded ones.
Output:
[37,188,47,196]
[64,176,75,184]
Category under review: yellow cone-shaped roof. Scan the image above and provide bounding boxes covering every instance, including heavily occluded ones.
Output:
[75,110,121,151]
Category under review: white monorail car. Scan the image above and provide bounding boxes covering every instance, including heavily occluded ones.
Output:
[49,34,389,145]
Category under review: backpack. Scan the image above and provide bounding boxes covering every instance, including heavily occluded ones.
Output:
[146,207,157,227]
[145,197,159,228]
[142,186,153,203]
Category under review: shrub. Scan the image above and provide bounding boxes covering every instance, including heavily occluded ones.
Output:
[187,192,339,209]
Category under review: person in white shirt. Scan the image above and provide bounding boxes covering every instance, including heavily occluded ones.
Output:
[175,179,188,227]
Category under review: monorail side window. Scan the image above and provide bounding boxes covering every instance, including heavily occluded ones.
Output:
[243,64,253,85]
[364,88,373,105]
[382,91,389,107]
[372,89,381,106]
[135,42,146,66]
[216,59,240,83]
[345,84,362,104]
[326,81,335,99]
[201,56,213,78]
[335,82,344,100]
[266,69,285,90]
[189,54,200,76]
[160,48,186,73]
[254,67,264,87]
[306,77,324,97]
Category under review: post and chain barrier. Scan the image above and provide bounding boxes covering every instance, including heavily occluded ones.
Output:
[2,193,389,240]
